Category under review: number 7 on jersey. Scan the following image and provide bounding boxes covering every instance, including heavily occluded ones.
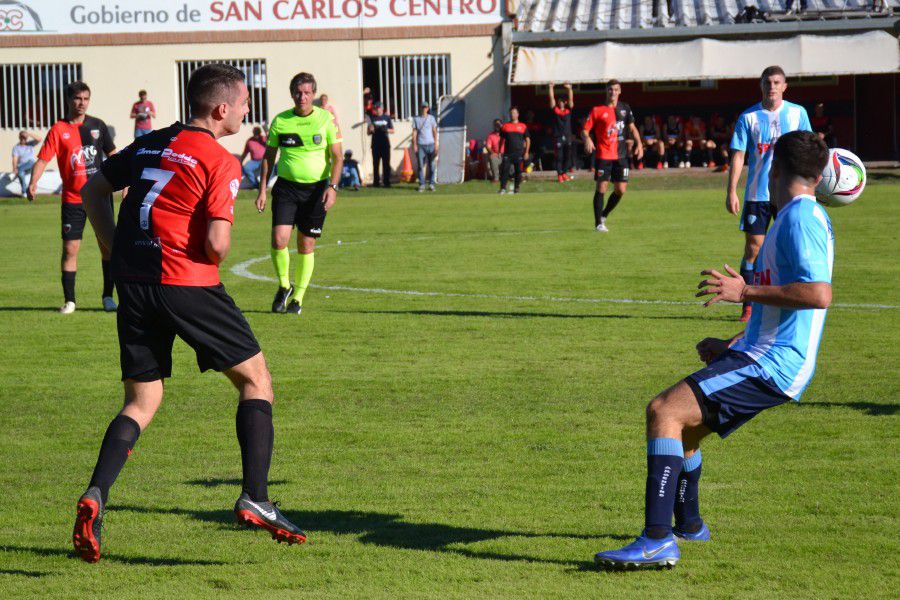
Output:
[139,167,175,231]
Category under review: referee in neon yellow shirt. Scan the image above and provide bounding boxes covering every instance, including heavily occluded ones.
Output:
[256,72,343,315]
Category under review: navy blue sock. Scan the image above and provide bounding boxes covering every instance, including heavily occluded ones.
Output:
[674,450,703,532]
[644,438,684,539]
[740,259,754,308]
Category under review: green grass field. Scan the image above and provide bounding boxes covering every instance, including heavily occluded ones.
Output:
[0,174,897,598]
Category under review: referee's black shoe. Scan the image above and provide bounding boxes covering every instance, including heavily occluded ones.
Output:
[272,285,294,313]
[72,486,104,563]
[234,492,307,545]
[286,300,302,315]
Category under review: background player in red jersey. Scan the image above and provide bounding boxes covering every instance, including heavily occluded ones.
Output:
[498,107,530,194]
[604,80,643,232]
[581,93,619,232]
[548,83,574,183]
[72,64,306,564]
[28,81,117,314]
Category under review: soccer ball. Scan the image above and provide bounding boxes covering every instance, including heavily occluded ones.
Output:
[816,148,866,207]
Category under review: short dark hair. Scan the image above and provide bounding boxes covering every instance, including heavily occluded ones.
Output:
[510,105,519,112]
[187,63,245,117]
[66,81,90,100]
[606,79,621,88]
[773,131,829,183]
[139,89,147,96]
[289,72,317,95]
[761,65,786,80]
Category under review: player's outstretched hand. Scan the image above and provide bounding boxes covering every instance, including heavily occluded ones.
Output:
[696,337,730,365]
[697,264,745,306]
[255,192,266,213]
[726,190,740,215]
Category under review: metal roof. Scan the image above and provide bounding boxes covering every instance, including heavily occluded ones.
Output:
[514,0,897,33]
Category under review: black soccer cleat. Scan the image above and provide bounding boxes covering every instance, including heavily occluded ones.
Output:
[285,300,302,315]
[234,492,307,545]
[72,486,104,563]
[271,285,294,313]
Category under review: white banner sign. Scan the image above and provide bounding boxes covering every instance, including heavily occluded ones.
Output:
[0,0,502,34]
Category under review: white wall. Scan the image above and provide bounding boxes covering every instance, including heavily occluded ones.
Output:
[0,35,506,183]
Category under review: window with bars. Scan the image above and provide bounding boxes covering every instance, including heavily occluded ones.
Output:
[176,59,268,125]
[0,63,83,130]
[362,55,451,120]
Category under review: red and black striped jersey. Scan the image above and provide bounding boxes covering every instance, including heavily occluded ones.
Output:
[100,122,241,287]
[583,106,619,160]
[37,116,115,204]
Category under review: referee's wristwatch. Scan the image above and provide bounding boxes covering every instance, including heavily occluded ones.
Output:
[328,183,339,192]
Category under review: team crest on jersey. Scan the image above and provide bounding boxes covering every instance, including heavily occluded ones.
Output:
[229,178,240,199]
[313,134,322,145]
[62,132,70,140]
[90,129,100,140]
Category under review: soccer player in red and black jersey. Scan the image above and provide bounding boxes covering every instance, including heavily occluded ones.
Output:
[548,82,574,183]
[28,81,117,314]
[602,80,643,232]
[581,97,618,231]
[498,106,530,194]
[72,64,306,564]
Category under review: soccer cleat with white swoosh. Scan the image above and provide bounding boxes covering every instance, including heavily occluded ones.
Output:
[594,530,680,569]
[234,492,307,545]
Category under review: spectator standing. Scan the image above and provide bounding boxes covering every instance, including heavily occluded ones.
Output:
[341,150,361,190]
[363,87,374,116]
[548,83,574,183]
[810,103,835,147]
[411,102,439,192]
[367,102,394,187]
[240,126,268,188]
[11,130,41,197]
[130,90,156,138]
[319,94,340,129]
[484,119,503,182]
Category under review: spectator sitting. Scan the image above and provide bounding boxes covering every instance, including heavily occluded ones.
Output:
[810,103,836,148]
[340,149,361,190]
[684,115,715,167]
[708,114,733,171]
[483,119,503,182]
[663,115,685,168]
[240,126,268,188]
[11,129,41,197]
[130,89,156,138]
[638,115,664,169]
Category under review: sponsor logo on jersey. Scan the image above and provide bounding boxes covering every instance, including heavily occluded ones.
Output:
[161,148,198,167]
[136,148,161,156]
[229,178,239,199]
[70,145,98,169]
[134,237,162,249]
[756,142,772,155]
[753,268,772,286]
[62,132,71,140]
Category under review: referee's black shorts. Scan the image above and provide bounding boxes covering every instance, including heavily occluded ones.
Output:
[116,282,261,382]
[271,178,328,238]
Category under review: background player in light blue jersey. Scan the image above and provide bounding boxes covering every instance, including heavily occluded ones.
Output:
[726,66,812,323]
[595,131,832,569]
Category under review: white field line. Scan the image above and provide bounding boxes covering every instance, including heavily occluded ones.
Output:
[230,239,898,311]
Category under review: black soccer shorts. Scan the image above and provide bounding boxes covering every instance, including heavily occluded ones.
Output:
[594,157,630,183]
[271,178,328,238]
[740,201,774,235]
[116,282,261,381]
[61,203,87,241]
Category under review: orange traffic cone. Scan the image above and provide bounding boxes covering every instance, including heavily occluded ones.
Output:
[400,147,414,183]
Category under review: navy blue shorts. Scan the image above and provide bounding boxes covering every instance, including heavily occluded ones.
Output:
[685,350,791,438]
[739,201,773,235]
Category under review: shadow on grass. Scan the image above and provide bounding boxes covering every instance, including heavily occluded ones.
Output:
[116,504,626,569]
[0,545,227,567]
[0,568,49,577]
[794,401,898,416]
[185,478,289,488]
[346,309,736,323]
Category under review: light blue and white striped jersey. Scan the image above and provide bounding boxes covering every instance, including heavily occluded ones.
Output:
[730,101,811,203]
[732,195,834,399]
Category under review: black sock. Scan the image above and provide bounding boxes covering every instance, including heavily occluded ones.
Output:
[88,414,141,504]
[740,259,754,309]
[236,400,274,502]
[593,191,604,226]
[62,271,76,303]
[101,260,114,298]
[602,192,622,218]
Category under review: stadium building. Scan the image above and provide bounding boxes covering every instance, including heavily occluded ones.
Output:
[0,0,897,192]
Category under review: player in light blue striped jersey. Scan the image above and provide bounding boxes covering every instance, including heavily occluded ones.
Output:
[726,66,812,323]
[595,131,832,569]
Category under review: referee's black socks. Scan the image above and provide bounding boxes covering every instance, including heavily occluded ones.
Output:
[88,414,141,504]
[236,400,274,503]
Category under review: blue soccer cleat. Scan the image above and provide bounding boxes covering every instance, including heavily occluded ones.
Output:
[594,530,680,569]
[674,521,711,542]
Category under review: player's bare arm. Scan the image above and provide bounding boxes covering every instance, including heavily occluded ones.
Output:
[524,136,531,160]
[206,219,232,264]
[548,83,556,109]
[256,146,278,212]
[324,141,343,212]
[27,158,49,201]
[581,129,595,156]
[564,83,573,108]
[80,172,116,251]
[726,149,744,214]
[697,264,832,309]
[629,122,644,160]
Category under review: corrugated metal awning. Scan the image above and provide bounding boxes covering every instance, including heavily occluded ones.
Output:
[510,31,900,84]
